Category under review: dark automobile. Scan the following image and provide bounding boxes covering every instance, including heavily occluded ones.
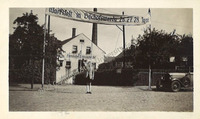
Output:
[156,72,193,92]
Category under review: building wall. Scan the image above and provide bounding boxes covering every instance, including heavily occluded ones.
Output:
[56,34,105,84]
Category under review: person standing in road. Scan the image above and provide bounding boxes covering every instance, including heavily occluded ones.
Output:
[84,61,94,94]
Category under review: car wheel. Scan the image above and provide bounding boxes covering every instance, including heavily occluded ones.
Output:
[182,77,190,87]
[156,80,162,91]
[171,81,181,92]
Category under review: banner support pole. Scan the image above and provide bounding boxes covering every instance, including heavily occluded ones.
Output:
[148,8,152,90]
[42,13,47,90]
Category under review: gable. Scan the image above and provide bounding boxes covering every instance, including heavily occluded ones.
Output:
[62,33,106,54]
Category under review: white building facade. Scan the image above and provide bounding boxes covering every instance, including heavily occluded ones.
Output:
[56,33,106,84]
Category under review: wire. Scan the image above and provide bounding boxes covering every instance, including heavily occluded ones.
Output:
[115,29,121,50]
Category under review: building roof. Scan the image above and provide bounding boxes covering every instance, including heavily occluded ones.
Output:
[61,35,79,45]
[62,33,106,54]
[115,45,136,59]
[104,56,115,63]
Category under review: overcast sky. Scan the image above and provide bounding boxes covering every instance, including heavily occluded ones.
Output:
[9,8,193,56]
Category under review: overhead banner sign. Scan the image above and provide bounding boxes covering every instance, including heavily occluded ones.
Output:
[45,8,150,26]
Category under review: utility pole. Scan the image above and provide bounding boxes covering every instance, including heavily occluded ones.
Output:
[48,15,50,34]
[122,11,126,69]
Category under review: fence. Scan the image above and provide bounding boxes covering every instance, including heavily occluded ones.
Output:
[74,68,192,86]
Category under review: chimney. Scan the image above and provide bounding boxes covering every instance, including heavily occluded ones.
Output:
[92,8,97,45]
[72,28,76,38]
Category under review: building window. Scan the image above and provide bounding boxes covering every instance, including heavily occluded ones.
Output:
[65,61,71,69]
[80,39,84,43]
[60,61,63,67]
[72,45,78,53]
[78,59,85,72]
[58,57,64,67]
[93,63,96,70]
[86,46,91,54]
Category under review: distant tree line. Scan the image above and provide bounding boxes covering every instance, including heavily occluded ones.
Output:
[9,12,62,88]
[99,28,193,71]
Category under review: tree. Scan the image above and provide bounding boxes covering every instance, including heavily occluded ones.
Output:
[177,34,193,67]
[134,28,193,70]
[9,11,44,88]
[97,28,193,71]
[45,34,62,84]
[9,11,62,88]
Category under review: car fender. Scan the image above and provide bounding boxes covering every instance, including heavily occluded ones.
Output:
[171,78,185,87]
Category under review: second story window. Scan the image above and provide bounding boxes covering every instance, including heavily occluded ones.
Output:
[86,46,91,54]
[72,45,78,54]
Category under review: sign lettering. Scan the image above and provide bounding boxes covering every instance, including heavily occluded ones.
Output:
[46,8,150,26]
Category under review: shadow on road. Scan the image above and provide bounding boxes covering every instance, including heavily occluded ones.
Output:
[138,87,193,92]
[9,89,39,91]
[9,84,40,91]
[138,87,157,91]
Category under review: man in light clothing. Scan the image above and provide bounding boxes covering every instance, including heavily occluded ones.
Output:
[83,61,94,94]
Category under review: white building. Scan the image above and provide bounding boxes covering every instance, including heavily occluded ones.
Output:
[56,31,106,84]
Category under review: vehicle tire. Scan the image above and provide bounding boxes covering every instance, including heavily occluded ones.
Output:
[156,80,162,91]
[171,81,181,92]
[182,77,190,88]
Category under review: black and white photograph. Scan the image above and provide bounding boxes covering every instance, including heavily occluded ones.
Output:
[1,0,200,119]
[9,7,193,111]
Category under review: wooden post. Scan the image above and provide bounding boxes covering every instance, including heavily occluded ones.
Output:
[148,65,152,90]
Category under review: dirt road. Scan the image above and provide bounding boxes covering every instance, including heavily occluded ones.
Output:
[9,84,193,111]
